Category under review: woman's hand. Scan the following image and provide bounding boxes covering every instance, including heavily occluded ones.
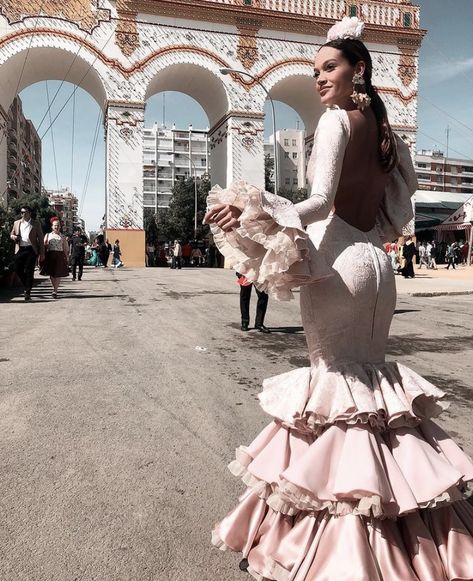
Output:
[203,204,242,232]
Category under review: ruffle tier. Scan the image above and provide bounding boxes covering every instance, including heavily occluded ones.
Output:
[207,182,333,300]
[213,490,473,581]
[212,361,473,579]
[258,361,449,435]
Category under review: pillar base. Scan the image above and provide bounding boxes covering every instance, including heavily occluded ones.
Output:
[106,229,145,267]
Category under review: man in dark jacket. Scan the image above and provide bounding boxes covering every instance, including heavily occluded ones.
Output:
[10,206,45,300]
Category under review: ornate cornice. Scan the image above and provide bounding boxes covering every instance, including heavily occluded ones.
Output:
[0,0,111,33]
[124,0,425,47]
[210,110,265,134]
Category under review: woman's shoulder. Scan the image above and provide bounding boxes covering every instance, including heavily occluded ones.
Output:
[317,107,351,137]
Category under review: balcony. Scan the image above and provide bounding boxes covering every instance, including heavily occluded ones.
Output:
[203,0,419,29]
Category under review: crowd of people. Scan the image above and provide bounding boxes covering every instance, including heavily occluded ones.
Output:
[145,239,222,269]
[9,205,124,300]
[384,238,470,278]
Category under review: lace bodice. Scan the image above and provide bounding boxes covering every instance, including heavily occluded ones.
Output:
[46,234,65,252]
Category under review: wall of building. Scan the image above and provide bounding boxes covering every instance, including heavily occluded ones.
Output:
[415,150,473,194]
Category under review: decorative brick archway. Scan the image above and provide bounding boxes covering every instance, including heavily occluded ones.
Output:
[0,0,424,264]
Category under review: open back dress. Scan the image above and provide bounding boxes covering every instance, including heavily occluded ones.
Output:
[207,108,473,580]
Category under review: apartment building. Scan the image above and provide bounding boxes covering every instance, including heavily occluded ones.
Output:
[265,129,307,192]
[143,124,210,210]
[6,96,41,205]
[415,150,473,194]
[46,187,79,234]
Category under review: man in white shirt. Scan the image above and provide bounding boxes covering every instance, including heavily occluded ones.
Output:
[10,206,45,300]
[171,239,182,269]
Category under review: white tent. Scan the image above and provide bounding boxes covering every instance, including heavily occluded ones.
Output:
[435,195,473,263]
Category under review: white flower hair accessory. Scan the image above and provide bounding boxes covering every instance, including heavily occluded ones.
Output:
[327,16,365,42]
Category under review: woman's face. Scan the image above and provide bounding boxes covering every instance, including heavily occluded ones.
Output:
[52,220,60,231]
[313,46,362,108]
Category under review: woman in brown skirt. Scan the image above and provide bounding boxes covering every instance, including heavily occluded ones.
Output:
[40,217,69,298]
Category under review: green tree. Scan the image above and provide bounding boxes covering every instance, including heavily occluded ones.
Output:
[144,208,159,244]
[0,205,15,274]
[278,187,308,204]
[264,154,275,193]
[156,177,211,242]
[9,192,56,234]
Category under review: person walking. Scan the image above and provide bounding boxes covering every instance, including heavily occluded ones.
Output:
[112,239,123,268]
[236,272,270,333]
[70,227,88,281]
[417,241,429,269]
[146,241,155,267]
[427,240,438,269]
[446,242,457,269]
[39,217,69,298]
[205,17,473,578]
[171,239,182,269]
[10,205,45,301]
[400,236,416,278]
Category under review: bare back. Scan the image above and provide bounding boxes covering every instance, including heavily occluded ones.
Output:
[334,108,389,232]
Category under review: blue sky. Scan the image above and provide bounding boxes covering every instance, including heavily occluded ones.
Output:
[19,1,473,230]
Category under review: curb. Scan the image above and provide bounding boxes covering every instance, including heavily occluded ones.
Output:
[406,290,473,298]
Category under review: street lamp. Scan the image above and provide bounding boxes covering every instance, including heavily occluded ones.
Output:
[174,151,199,239]
[220,67,279,195]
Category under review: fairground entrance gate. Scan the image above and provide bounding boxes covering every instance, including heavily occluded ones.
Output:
[0,0,424,265]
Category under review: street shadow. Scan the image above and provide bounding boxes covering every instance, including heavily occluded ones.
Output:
[264,326,305,334]
[387,333,473,356]
[394,309,420,315]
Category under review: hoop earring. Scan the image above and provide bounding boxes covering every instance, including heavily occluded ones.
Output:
[351,72,371,111]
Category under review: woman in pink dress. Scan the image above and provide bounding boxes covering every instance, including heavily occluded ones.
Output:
[204,17,473,581]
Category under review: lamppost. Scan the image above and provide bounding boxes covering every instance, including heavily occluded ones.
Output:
[219,67,279,195]
[174,151,198,239]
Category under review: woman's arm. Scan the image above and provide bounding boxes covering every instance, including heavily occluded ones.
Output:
[295,109,350,227]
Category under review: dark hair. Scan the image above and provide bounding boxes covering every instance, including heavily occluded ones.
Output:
[322,38,398,172]
[115,239,119,244]
[21,205,32,213]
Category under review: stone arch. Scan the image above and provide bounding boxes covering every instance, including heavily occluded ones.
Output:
[239,61,324,136]
[0,36,108,112]
[141,51,231,127]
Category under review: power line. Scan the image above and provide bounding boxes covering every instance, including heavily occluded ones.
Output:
[71,89,76,195]
[79,109,102,217]
[417,129,472,160]
[45,81,60,192]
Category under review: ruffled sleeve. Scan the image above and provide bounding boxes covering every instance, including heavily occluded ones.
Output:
[206,182,333,301]
[376,135,418,242]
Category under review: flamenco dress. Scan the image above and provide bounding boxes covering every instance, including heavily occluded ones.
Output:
[207,108,473,580]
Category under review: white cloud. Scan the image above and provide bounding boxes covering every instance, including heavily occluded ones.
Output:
[421,56,473,84]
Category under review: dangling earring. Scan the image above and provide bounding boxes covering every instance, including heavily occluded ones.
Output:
[351,72,371,111]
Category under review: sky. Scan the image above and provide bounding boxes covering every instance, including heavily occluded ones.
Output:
[18,0,473,230]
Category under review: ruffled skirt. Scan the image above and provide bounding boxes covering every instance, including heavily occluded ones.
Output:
[212,363,473,580]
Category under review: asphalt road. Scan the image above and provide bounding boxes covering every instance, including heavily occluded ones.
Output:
[0,267,472,581]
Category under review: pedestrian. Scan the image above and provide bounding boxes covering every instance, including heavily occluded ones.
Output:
[205,21,473,577]
[70,227,88,281]
[446,242,456,269]
[400,236,416,278]
[10,205,45,301]
[237,272,270,333]
[387,241,399,271]
[190,246,203,266]
[39,217,69,299]
[417,241,429,269]
[146,241,155,267]
[112,239,123,268]
[171,239,182,269]
[461,241,469,265]
[182,241,193,266]
[95,235,108,267]
[428,240,437,269]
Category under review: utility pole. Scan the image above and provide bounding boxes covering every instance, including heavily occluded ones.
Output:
[443,125,450,191]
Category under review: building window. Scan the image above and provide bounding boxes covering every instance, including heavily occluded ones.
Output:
[244,0,252,5]
[416,162,427,168]
[201,158,206,166]
[284,152,289,158]
[293,178,298,185]
[292,152,297,159]
[285,177,290,185]
[284,139,289,146]
[349,5,357,17]
[462,166,473,172]
[292,139,297,146]
[403,12,412,27]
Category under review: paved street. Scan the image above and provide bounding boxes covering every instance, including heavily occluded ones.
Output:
[1,266,472,581]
